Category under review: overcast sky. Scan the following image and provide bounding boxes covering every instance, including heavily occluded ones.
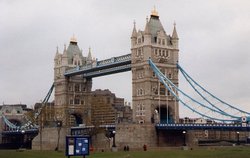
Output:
[1,0,249,117]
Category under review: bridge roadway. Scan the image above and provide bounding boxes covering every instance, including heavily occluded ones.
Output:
[156,123,250,131]
[68,123,250,136]
[1,128,38,135]
[64,53,131,78]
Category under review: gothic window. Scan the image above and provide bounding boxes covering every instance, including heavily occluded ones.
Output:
[81,100,85,105]
[140,89,143,95]
[162,39,165,45]
[137,105,140,111]
[159,49,162,56]
[137,88,144,96]
[136,103,145,116]
[155,49,158,56]
[138,38,141,44]
[137,48,143,57]
[138,71,144,79]
[82,86,86,92]
[68,85,73,91]
[74,99,80,105]
[154,37,157,43]
[160,84,165,95]
[158,38,161,45]
[75,84,80,92]
[70,99,74,105]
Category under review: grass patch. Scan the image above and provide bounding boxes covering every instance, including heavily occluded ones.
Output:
[1,146,250,158]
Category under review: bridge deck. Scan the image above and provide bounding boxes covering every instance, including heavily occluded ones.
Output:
[64,54,131,78]
[156,123,250,131]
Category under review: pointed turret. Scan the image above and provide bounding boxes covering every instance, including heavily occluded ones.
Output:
[87,47,92,65]
[172,22,179,39]
[171,22,179,49]
[131,21,137,47]
[144,18,151,35]
[62,44,67,56]
[144,17,151,45]
[54,46,60,60]
[62,44,68,66]
[131,21,137,38]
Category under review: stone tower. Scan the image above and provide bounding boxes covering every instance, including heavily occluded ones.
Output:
[54,36,93,127]
[131,9,179,124]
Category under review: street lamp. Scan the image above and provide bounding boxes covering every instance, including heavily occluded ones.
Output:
[182,131,186,146]
[236,131,240,145]
[55,120,62,151]
[20,130,25,149]
[112,131,116,147]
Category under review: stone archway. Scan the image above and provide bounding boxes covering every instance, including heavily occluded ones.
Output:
[156,106,174,124]
[69,113,83,127]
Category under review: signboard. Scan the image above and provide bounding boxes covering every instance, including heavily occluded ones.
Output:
[66,135,90,157]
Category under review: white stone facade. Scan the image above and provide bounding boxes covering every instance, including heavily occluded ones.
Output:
[54,38,93,126]
[131,11,179,124]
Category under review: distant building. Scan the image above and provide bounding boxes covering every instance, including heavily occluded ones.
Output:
[33,89,132,128]
[91,89,132,125]
[0,104,34,149]
[179,117,215,124]
[0,104,32,116]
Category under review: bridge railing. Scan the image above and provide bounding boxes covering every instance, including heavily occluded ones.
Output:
[64,54,131,76]
[156,123,250,131]
[96,54,131,67]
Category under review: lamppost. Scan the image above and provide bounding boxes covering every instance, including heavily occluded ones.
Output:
[55,120,62,151]
[20,130,25,149]
[236,131,240,145]
[182,131,186,146]
[112,131,116,147]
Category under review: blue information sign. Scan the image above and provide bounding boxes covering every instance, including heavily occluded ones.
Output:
[66,136,90,157]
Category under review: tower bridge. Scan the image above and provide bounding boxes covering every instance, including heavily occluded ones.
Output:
[1,8,250,149]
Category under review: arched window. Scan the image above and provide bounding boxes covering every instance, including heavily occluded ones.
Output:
[154,37,157,43]
[162,39,165,45]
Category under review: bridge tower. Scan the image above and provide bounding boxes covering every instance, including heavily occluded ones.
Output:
[54,36,92,127]
[131,9,179,124]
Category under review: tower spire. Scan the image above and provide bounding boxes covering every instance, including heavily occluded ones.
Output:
[56,46,59,54]
[172,22,179,39]
[144,19,151,35]
[87,47,92,61]
[131,20,137,38]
